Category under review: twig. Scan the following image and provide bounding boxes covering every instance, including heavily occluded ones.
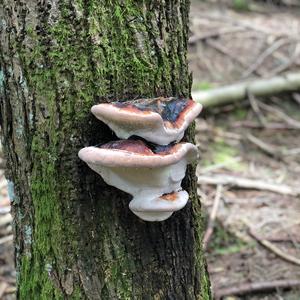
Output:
[257,100,300,129]
[0,234,13,245]
[282,0,300,6]
[231,121,297,130]
[0,282,8,299]
[247,92,267,126]
[205,39,263,77]
[247,134,280,158]
[0,276,15,285]
[269,42,300,76]
[196,43,216,79]
[189,27,245,44]
[214,279,300,300]
[247,133,300,158]
[264,235,300,244]
[203,184,223,250]
[197,174,300,196]
[248,228,300,266]
[283,148,300,156]
[4,286,17,294]
[242,38,293,79]
[271,220,300,236]
[192,72,300,108]
[192,14,298,38]
[293,93,300,105]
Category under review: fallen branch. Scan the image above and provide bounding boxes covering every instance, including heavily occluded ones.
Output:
[247,133,300,158]
[193,14,298,38]
[214,279,300,299]
[248,228,300,266]
[247,134,281,158]
[197,174,300,196]
[231,121,296,130]
[262,235,300,244]
[192,72,300,108]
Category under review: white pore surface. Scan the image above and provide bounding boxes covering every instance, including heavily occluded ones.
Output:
[86,159,190,221]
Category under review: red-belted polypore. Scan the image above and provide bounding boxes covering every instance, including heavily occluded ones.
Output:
[91,97,202,145]
[78,140,198,221]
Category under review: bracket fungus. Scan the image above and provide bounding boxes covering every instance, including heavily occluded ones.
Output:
[78,140,198,221]
[91,97,202,145]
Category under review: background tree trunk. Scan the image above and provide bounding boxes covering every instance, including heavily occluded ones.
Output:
[0,1,211,299]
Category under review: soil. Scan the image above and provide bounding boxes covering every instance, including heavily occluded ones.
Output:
[191,1,300,299]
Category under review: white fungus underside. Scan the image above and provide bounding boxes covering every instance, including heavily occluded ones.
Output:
[86,159,190,221]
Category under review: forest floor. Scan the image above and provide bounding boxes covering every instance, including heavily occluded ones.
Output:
[190,1,300,299]
[0,0,300,299]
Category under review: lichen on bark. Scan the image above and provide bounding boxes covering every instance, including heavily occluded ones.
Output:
[0,0,211,299]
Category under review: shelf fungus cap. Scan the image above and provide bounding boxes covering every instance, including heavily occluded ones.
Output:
[78,139,197,168]
[91,97,202,145]
[78,140,198,221]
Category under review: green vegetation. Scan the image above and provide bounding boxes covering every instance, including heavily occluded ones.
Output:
[232,0,250,11]
[202,141,245,172]
[207,221,252,256]
[233,108,248,120]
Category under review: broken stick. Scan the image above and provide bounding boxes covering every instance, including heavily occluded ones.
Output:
[197,174,300,196]
[248,228,300,266]
[214,279,300,300]
[203,184,223,250]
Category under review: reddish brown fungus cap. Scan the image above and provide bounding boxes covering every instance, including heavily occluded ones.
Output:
[91,97,202,145]
[78,140,197,168]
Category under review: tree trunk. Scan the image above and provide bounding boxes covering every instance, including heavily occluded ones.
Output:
[0,1,211,299]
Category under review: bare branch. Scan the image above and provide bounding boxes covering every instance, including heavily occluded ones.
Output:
[198,174,300,196]
[192,72,300,108]
[215,279,300,300]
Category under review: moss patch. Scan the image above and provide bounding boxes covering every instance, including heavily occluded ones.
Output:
[202,141,244,172]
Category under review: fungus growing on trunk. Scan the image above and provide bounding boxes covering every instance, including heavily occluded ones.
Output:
[78,140,197,221]
[129,190,189,222]
[91,97,202,145]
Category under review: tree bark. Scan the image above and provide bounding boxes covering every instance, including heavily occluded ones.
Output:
[0,1,211,299]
